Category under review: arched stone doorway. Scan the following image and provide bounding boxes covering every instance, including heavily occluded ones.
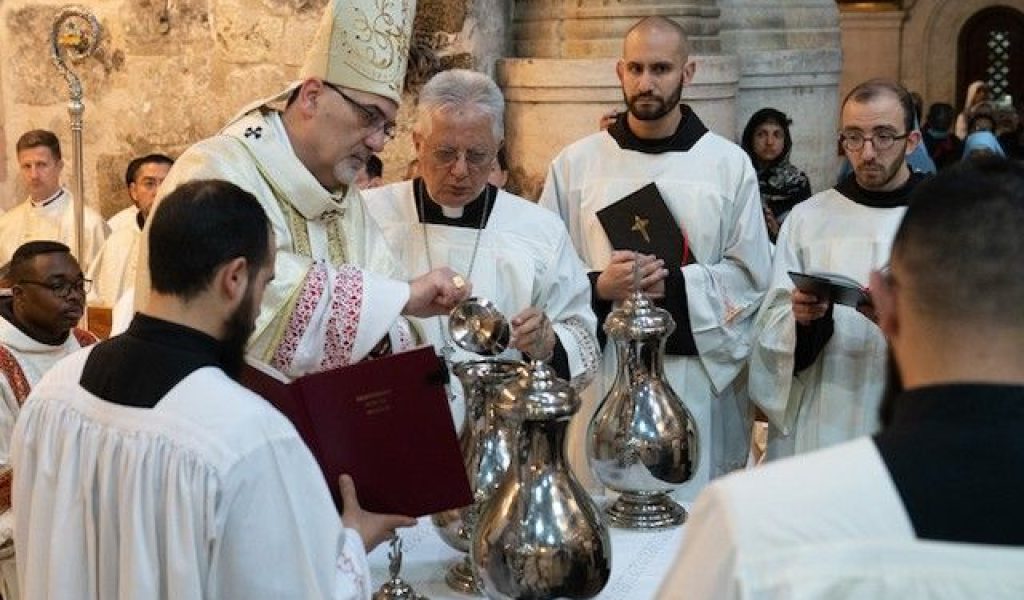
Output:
[956,6,1024,108]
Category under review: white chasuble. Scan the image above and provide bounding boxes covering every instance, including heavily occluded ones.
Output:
[139,110,417,378]
[748,189,905,458]
[540,130,772,499]
[12,350,371,599]
[0,190,108,269]
[365,182,600,435]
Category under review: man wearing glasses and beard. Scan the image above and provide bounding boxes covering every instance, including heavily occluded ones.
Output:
[749,79,929,460]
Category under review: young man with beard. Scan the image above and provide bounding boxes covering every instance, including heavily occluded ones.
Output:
[657,157,1024,599]
[748,79,928,459]
[540,16,772,497]
[12,179,413,599]
[137,0,469,379]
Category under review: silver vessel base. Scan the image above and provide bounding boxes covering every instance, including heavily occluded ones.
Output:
[605,492,687,529]
[373,577,429,600]
[445,557,483,596]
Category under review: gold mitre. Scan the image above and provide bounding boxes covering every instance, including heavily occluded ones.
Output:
[225,0,415,125]
[301,0,416,104]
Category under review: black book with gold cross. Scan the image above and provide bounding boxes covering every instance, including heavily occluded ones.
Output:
[595,182,692,272]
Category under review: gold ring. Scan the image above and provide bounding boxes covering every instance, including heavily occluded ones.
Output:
[452,275,466,289]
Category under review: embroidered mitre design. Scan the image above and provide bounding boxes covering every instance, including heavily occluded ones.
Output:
[301,0,415,104]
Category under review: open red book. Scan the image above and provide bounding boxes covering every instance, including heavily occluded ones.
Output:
[240,346,472,517]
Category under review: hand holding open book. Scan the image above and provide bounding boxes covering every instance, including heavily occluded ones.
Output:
[788,271,871,307]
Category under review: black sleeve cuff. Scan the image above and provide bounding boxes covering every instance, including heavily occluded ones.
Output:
[793,303,835,373]
[658,267,699,356]
[588,271,613,349]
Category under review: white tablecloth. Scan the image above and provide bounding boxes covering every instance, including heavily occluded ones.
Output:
[367,505,686,599]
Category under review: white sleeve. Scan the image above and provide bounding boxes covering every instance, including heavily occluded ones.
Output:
[656,483,741,600]
[210,436,372,600]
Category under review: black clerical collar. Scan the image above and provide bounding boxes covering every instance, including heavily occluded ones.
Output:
[31,187,65,208]
[834,171,927,209]
[80,313,227,408]
[135,210,146,230]
[885,383,1024,430]
[607,105,709,154]
[0,296,69,346]
[413,178,497,229]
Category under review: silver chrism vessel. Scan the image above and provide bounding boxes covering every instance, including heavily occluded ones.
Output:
[587,287,698,528]
[430,358,523,595]
[372,536,427,600]
[472,359,611,599]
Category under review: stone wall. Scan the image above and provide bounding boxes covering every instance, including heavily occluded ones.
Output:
[0,0,510,214]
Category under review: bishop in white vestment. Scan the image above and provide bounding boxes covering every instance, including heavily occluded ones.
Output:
[135,0,468,379]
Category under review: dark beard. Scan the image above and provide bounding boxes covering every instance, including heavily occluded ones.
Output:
[625,84,683,122]
[221,286,257,380]
[877,348,904,430]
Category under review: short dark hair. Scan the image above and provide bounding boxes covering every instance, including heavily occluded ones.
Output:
[148,180,272,300]
[842,79,916,133]
[365,154,383,179]
[893,157,1024,326]
[125,154,174,186]
[16,130,62,160]
[925,102,955,132]
[9,241,71,282]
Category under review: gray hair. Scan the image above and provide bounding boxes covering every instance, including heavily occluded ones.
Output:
[414,69,505,141]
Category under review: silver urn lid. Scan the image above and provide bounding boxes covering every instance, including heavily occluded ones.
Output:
[498,360,579,421]
[603,290,676,341]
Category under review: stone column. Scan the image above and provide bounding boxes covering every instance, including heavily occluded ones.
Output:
[498,1,739,199]
[718,0,843,191]
[839,5,905,100]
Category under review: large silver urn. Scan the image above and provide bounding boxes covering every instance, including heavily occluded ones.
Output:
[431,359,523,595]
[472,360,611,599]
[587,289,698,529]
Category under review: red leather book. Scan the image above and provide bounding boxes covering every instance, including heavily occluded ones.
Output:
[241,346,472,517]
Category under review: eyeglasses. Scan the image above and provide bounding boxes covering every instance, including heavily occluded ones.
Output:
[18,278,91,298]
[839,130,910,152]
[428,146,496,171]
[321,81,397,140]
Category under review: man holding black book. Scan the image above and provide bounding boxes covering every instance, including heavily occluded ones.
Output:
[12,179,413,599]
[540,16,772,498]
[748,79,928,459]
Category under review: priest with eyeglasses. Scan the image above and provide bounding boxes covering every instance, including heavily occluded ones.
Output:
[364,70,600,457]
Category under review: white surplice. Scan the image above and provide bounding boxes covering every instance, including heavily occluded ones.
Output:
[0,190,108,269]
[105,205,139,233]
[364,181,600,438]
[140,109,416,378]
[539,129,772,499]
[748,189,904,458]
[655,438,1024,599]
[86,224,141,308]
[0,314,94,600]
[12,348,372,600]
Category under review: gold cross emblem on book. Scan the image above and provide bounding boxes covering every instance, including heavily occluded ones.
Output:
[631,215,651,243]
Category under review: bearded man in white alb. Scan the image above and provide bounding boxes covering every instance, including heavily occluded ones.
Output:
[540,16,772,498]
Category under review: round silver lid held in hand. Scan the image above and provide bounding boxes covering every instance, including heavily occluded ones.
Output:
[449,297,510,356]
